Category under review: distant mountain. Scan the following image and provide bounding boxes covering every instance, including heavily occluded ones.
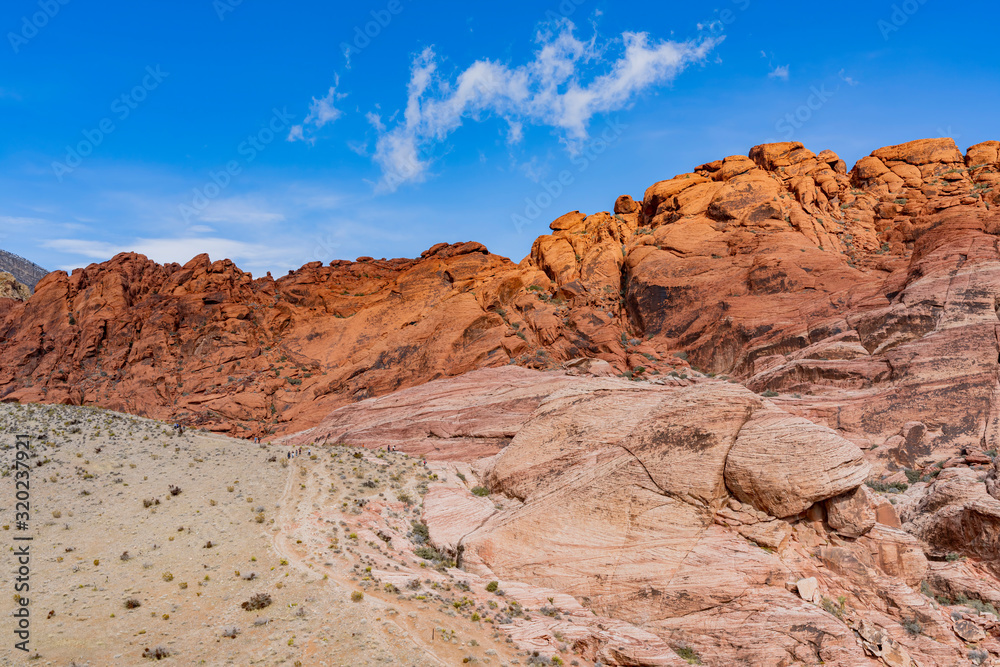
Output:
[0,248,49,291]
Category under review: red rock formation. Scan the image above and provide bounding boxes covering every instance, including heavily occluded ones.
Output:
[5,136,1000,664]
[280,365,986,665]
[1,137,999,456]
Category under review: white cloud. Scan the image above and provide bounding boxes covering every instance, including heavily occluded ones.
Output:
[768,64,790,80]
[347,140,369,157]
[839,69,859,86]
[365,111,386,132]
[370,20,720,191]
[0,215,49,227]
[43,237,296,273]
[195,198,286,225]
[287,77,346,143]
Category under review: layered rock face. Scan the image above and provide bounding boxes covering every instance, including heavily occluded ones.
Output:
[288,366,985,666]
[2,138,998,451]
[5,137,1000,664]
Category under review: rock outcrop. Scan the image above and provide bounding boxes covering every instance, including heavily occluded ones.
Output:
[3,138,999,455]
[284,366,982,666]
[5,136,1000,664]
[0,271,30,301]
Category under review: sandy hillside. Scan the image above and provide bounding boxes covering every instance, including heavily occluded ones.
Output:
[0,403,535,667]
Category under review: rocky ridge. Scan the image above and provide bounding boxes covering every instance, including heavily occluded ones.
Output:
[2,137,998,452]
[5,136,1000,665]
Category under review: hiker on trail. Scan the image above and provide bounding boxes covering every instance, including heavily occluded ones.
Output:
[287,451,291,460]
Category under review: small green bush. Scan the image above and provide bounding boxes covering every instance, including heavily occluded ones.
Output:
[471,486,490,497]
[674,645,702,665]
[866,479,908,493]
[902,617,922,636]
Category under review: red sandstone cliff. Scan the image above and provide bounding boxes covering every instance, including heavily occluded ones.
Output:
[1,137,998,459]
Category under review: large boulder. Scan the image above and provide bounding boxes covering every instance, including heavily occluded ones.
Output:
[825,484,877,537]
[724,407,871,517]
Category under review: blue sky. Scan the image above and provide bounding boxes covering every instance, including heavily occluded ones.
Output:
[2,0,998,276]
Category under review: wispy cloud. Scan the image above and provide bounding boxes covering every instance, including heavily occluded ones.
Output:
[768,64,790,80]
[839,69,859,87]
[288,77,347,143]
[43,236,296,274]
[369,20,720,191]
[194,197,286,225]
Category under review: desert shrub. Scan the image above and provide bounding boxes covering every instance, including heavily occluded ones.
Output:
[674,645,702,665]
[486,580,499,592]
[351,591,364,602]
[415,546,443,561]
[143,498,160,508]
[168,485,181,496]
[221,626,240,639]
[945,552,964,562]
[904,469,922,484]
[411,521,430,544]
[902,617,922,636]
[761,390,779,398]
[954,593,999,616]
[820,595,846,620]
[124,598,142,609]
[471,486,490,497]
[866,479,908,493]
[142,646,170,660]
[241,593,272,611]
[162,572,173,582]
